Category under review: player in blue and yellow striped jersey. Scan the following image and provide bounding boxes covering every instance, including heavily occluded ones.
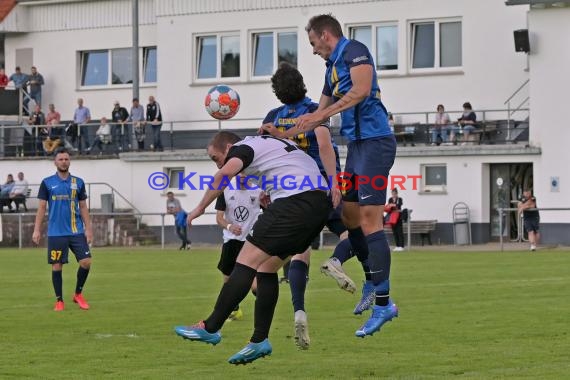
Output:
[260,63,357,349]
[32,147,94,311]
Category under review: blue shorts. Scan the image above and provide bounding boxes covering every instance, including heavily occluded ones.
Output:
[47,235,91,264]
[342,136,396,205]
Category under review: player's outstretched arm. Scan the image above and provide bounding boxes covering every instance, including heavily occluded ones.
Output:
[32,200,47,245]
[187,158,244,226]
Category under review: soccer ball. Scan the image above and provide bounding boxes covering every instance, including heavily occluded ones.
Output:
[204,85,240,120]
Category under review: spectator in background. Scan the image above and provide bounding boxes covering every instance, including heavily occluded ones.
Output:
[385,188,405,252]
[166,191,190,250]
[46,103,61,126]
[9,67,29,114]
[0,68,8,89]
[10,172,29,210]
[73,98,91,154]
[8,66,28,90]
[111,100,130,152]
[44,104,65,154]
[457,102,477,145]
[128,98,146,151]
[146,95,163,152]
[518,189,540,251]
[28,104,46,155]
[86,117,112,155]
[0,174,16,212]
[432,104,451,146]
[27,66,45,108]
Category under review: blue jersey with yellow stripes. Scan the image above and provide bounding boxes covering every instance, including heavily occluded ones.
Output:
[263,97,341,174]
[37,173,87,236]
[323,36,393,141]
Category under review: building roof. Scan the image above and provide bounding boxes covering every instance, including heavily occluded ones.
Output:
[506,0,570,7]
[0,0,17,23]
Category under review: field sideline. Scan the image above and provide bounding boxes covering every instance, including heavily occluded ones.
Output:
[1,247,569,379]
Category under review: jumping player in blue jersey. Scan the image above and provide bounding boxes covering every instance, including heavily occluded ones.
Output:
[32,147,93,311]
[295,14,399,338]
[260,63,357,349]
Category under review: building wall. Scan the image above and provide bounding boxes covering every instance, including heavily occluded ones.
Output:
[528,7,570,223]
[3,0,569,244]
[3,0,529,123]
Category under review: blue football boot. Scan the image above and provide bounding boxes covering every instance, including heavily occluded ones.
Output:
[228,339,272,365]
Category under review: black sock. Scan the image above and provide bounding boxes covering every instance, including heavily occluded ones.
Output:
[75,266,90,294]
[331,238,355,264]
[288,260,308,312]
[348,227,369,262]
[367,230,391,285]
[52,270,63,301]
[250,272,279,343]
[375,294,390,307]
[204,263,257,333]
[233,304,240,312]
[348,227,371,280]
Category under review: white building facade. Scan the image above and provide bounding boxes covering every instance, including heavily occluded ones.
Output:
[1,0,568,245]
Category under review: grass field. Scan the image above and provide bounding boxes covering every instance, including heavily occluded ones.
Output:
[1,247,569,379]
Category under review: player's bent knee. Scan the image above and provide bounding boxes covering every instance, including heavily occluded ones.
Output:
[257,256,285,273]
[79,258,92,269]
[52,263,63,271]
[291,250,310,264]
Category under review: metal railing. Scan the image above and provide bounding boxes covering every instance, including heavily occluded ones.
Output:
[0,106,532,158]
[1,210,217,250]
[503,79,530,141]
[496,207,570,251]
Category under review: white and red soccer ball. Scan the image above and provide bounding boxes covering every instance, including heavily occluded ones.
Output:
[204,85,240,120]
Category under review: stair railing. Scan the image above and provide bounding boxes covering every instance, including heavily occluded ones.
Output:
[503,79,530,142]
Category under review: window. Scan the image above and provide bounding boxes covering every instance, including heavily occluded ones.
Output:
[349,24,398,71]
[421,164,447,193]
[252,30,297,77]
[411,20,462,70]
[143,46,157,83]
[80,47,156,86]
[197,36,216,79]
[112,48,133,84]
[166,167,185,190]
[221,36,240,77]
[81,50,108,86]
[196,34,240,80]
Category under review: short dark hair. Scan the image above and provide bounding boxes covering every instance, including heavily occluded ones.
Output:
[133,98,139,102]
[437,104,444,111]
[166,191,174,196]
[54,147,70,157]
[305,14,343,38]
[208,131,241,152]
[462,102,472,110]
[271,63,307,105]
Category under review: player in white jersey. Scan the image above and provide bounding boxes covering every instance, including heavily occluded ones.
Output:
[215,176,263,321]
[174,131,331,365]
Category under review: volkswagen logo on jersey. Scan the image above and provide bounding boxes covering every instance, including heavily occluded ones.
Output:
[234,206,250,222]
